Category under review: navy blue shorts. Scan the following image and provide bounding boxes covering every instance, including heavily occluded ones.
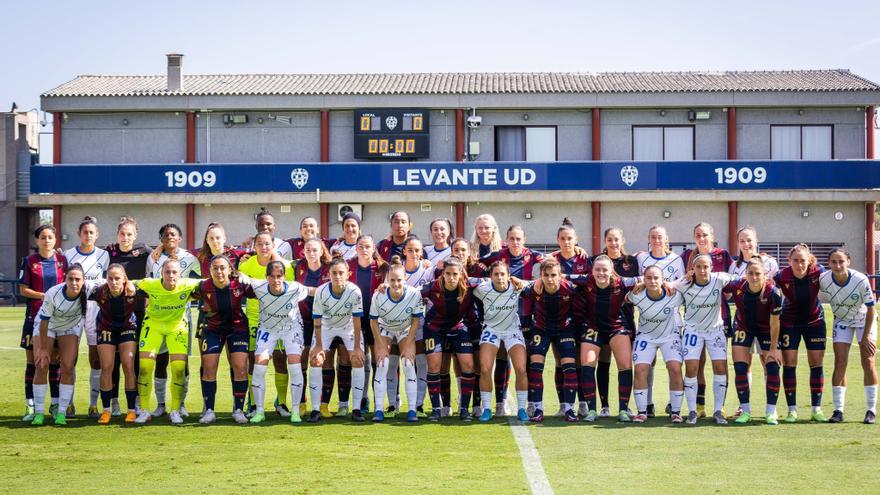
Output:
[579,326,632,347]
[529,329,576,359]
[731,328,776,352]
[781,323,826,351]
[424,326,473,355]
[20,313,35,350]
[202,329,249,355]
[97,327,137,346]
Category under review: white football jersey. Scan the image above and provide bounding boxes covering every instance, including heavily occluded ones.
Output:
[728,255,779,279]
[676,272,738,333]
[247,280,311,333]
[313,281,363,330]
[330,240,358,261]
[405,261,435,288]
[63,247,109,281]
[369,286,424,333]
[819,269,876,326]
[146,247,200,279]
[637,252,685,281]
[626,289,683,342]
[472,279,522,333]
[38,281,100,332]
[423,245,452,266]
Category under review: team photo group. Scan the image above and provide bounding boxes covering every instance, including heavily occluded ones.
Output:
[19,208,877,428]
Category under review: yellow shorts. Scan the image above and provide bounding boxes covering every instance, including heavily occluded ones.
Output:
[140,319,189,356]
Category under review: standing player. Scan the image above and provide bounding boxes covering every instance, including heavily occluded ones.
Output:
[295,238,331,416]
[330,212,361,261]
[449,238,489,415]
[63,216,110,418]
[483,225,543,416]
[470,213,504,259]
[421,256,478,422]
[105,216,150,415]
[348,234,385,414]
[680,222,733,417]
[473,260,529,422]
[31,265,100,426]
[774,244,827,423]
[677,254,738,424]
[370,257,424,422]
[132,258,203,424]
[593,227,639,418]
[521,259,580,422]
[19,225,67,422]
[243,208,293,260]
[628,266,685,424]
[238,232,295,417]
[190,255,251,424]
[550,218,592,416]
[577,255,639,422]
[146,223,201,419]
[245,261,315,424]
[819,249,877,423]
[91,264,139,424]
[377,211,412,261]
[307,257,366,422]
[636,225,685,416]
[727,259,784,425]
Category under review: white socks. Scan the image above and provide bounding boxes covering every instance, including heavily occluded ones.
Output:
[634,388,648,413]
[402,357,418,412]
[713,375,728,413]
[670,389,684,413]
[351,367,365,412]
[866,384,878,413]
[309,366,323,412]
[34,383,47,414]
[646,367,655,404]
[252,364,268,414]
[480,392,493,412]
[154,377,167,405]
[516,391,528,411]
[89,368,101,407]
[59,383,74,413]
[386,355,400,408]
[373,357,388,411]
[415,353,428,408]
[833,386,846,412]
[684,376,698,413]
[288,364,303,409]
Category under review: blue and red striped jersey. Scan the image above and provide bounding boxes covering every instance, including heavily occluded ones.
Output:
[192,279,249,332]
[552,251,592,275]
[521,278,583,333]
[725,279,783,334]
[681,247,733,272]
[286,237,335,261]
[421,279,478,333]
[296,262,330,325]
[91,284,138,332]
[19,253,68,318]
[577,275,634,333]
[773,265,824,327]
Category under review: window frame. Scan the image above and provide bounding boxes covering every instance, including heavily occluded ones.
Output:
[631,124,696,161]
[769,124,834,160]
[494,125,559,162]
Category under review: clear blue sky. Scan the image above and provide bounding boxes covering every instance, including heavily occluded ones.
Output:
[3,0,879,157]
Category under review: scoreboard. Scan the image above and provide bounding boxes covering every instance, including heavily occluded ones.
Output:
[354,109,429,159]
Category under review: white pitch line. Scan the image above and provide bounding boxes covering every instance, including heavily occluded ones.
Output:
[507,389,554,495]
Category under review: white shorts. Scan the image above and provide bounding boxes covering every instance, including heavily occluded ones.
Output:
[633,334,682,365]
[682,326,728,362]
[36,321,83,341]
[379,325,411,344]
[314,326,363,352]
[83,300,100,346]
[832,320,877,345]
[479,326,525,350]
[255,328,303,357]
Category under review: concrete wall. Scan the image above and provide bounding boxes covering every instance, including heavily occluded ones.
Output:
[62,112,186,163]
[602,201,729,251]
[737,108,865,159]
[195,111,320,163]
[469,109,593,162]
[601,109,727,161]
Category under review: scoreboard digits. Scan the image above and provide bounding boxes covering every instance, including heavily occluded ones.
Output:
[354,109,429,159]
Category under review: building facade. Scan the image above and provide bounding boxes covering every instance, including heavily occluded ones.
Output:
[29,55,880,274]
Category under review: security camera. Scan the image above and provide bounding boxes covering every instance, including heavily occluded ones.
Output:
[466,115,482,128]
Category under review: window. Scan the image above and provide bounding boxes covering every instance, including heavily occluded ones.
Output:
[632,126,694,161]
[495,126,557,161]
[770,125,832,159]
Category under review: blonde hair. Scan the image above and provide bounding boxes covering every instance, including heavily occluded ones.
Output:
[470,213,502,255]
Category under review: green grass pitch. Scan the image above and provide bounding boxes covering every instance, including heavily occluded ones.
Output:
[0,306,877,494]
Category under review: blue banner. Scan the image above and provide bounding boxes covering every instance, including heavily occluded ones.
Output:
[29,160,880,194]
